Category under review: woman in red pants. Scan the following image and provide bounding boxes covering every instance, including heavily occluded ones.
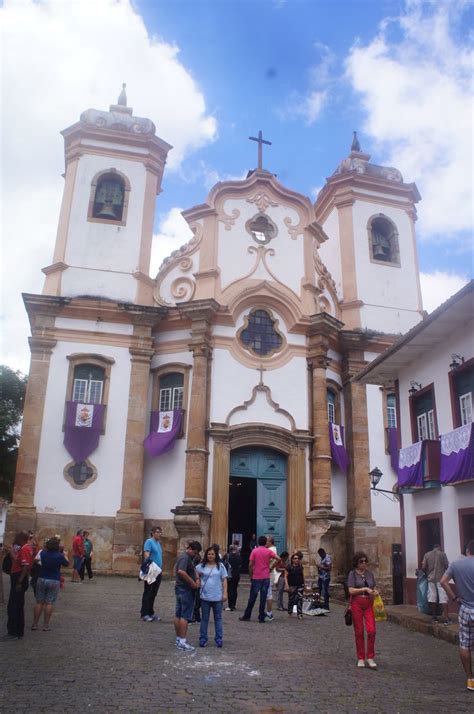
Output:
[348,551,378,669]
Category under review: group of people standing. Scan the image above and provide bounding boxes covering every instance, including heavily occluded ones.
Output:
[2,527,93,640]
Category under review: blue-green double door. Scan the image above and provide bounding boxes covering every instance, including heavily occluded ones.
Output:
[230,447,287,552]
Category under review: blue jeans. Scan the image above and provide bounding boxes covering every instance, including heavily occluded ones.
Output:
[200,600,223,643]
[243,578,270,622]
[318,577,330,609]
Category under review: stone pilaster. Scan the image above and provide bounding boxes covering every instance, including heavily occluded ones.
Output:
[113,305,166,574]
[305,314,345,575]
[6,296,63,542]
[341,332,377,567]
[172,299,218,546]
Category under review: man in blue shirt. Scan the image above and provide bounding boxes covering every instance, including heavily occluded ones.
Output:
[140,526,163,622]
[317,547,332,613]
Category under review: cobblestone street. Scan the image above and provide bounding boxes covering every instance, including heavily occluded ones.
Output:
[0,575,470,713]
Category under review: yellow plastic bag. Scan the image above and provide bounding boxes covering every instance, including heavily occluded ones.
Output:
[373,593,387,622]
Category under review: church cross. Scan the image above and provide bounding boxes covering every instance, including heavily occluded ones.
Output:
[249,130,272,170]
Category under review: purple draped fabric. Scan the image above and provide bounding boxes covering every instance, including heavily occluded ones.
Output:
[144,410,183,458]
[398,441,423,488]
[63,401,105,462]
[388,428,399,474]
[328,423,349,473]
[440,423,474,484]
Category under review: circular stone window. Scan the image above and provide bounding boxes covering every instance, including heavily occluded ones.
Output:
[245,213,278,245]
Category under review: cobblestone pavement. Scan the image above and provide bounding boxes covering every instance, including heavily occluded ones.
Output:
[0,575,470,713]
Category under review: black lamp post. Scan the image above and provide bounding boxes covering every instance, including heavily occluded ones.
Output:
[369,467,400,499]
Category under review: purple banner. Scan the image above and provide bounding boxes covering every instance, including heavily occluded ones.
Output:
[440,423,474,485]
[398,441,423,488]
[328,423,349,473]
[64,402,105,463]
[388,427,399,474]
[144,410,183,458]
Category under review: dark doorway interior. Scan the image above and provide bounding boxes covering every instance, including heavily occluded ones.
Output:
[228,476,256,573]
[417,517,441,566]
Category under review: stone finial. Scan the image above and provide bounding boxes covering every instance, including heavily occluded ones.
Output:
[351,131,361,152]
[118,83,127,106]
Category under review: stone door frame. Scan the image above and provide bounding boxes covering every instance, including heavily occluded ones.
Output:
[209,422,311,554]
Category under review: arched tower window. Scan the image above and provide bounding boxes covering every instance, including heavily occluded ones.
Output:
[87,169,130,226]
[93,173,125,221]
[368,214,400,266]
[72,364,105,404]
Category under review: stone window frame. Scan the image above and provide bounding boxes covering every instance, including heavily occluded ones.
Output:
[367,213,401,267]
[245,212,278,245]
[87,168,131,227]
[65,353,115,435]
[151,363,191,438]
[63,458,98,490]
[326,379,342,425]
[237,307,286,359]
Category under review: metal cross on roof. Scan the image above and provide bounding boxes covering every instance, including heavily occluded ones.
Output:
[249,130,272,170]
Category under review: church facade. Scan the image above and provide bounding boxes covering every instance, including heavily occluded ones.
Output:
[7,93,424,592]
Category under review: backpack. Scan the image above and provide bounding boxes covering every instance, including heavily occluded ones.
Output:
[2,552,12,575]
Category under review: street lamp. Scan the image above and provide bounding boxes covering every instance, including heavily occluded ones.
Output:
[369,467,400,500]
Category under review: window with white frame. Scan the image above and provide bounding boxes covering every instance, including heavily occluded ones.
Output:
[327,390,336,423]
[413,388,437,442]
[387,394,397,428]
[416,409,436,441]
[159,372,184,411]
[460,393,473,425]
[72,364,105,404]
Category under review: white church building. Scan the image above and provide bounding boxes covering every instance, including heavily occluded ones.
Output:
[8,90,425,594]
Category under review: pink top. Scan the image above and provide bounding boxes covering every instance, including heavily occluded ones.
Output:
[249,545,277,580]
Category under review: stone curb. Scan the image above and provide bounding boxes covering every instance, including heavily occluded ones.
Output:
[384,605,458,646]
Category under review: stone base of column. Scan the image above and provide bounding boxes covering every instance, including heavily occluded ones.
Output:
[4,505,37,545]
[306,509,345,578]
[172,504,212,552]
[112,509,145,575]
[345,517,378,567]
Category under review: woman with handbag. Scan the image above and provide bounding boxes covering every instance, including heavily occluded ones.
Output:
[347,551,378,669]
[196,546,228,648]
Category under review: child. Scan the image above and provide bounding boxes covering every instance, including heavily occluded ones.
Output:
[285,553,305,619]
[195,545,228,647]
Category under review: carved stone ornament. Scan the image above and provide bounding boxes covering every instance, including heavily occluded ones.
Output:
[171,277,196,301]
[219,207,240,231]
[284,215,303,240]
[225,379,295,430]
[246,191,278,212]
[80,108,156,135]
[154,222,203,306]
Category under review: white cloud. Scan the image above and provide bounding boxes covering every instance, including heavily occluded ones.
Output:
[420,271,469,313]
[150,208,194,279]
[278,43,333,125]
[0,0,216,371]
[346,0,473,240]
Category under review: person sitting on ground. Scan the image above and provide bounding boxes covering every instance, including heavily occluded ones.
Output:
[196,545,228,648]
[441,539,474,692]
[31,537,69,632]
[285,553,305,619]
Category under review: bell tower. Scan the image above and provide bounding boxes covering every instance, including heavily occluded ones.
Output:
[42,85,172,305]
[315,133,424,334]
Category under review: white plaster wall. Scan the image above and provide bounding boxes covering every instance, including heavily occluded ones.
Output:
[218,199,303,296]
[397,318,474,445]
[366,384,400,528]
[65,154,146,274]
[361,304,421,335]
[142,440,187,519]
[210,348,309,430]
[352,201,421,332]
[154,330,191,345]
[61,267,137,302]
[403,482,474,577]
[331,467,347,518]
[34,341,131,516]
[151,351,192,371]
[318,208,342,298]
[55,318,133,335]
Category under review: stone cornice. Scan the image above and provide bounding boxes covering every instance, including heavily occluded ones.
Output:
[178,298,220,323]
[121,303,168,327]
[308,312,344,337]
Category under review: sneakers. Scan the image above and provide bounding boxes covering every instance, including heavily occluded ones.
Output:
[467,679,474,691]
[357,659,366,668]
[141,615,153,622]
[216,640,223,648]
[150,615,161,622]
[224,607,231,612]
[367,659,377,669]
[176,640,195,652]
[321,608,330,614]
[265,612,274,620]
[199,639,207,647]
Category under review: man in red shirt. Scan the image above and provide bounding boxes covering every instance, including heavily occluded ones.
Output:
[72,529,85,583]
[240,535,280,623]
[2,530,33,640]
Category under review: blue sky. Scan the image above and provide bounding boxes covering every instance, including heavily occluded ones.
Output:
[1,0,472,371]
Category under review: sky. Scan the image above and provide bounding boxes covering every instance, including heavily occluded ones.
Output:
[1,0,472,373]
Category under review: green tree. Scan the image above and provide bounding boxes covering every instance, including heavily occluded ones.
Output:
[0,365,27,499]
